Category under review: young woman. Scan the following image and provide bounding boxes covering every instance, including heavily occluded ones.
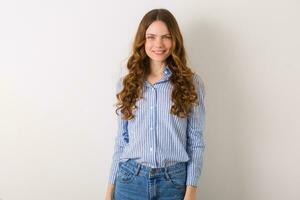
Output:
[105,8,206,200]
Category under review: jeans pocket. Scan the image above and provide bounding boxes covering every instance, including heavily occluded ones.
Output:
[166,170,187,189]
[116,165,136,184]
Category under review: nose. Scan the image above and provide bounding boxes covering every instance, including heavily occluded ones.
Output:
[154,38,163,47]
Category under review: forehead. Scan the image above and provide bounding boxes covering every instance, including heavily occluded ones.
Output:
[146,20,170,35]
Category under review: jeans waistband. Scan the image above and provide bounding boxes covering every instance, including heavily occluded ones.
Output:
[119,159,187,177]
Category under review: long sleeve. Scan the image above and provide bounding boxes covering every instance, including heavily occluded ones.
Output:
[186,74,206,187]
[108,77,129,185]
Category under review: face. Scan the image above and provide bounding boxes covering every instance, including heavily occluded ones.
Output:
[145,20,172,64]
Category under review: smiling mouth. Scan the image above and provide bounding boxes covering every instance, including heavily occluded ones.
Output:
[152,50,166,55]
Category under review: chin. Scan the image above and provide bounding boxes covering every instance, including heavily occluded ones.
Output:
[150,58,166,62]
[149,55,168,62]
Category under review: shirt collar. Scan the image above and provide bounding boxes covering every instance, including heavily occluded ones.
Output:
[163,65,172,77]
[144,65,172,87]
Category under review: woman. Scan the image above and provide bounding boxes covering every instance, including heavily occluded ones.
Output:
[105,8,206,200]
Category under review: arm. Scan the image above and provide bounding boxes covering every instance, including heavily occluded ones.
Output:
[107,77,129,185]
[186,74,206,188]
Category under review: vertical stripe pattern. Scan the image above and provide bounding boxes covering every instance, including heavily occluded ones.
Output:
[108,65,206,187]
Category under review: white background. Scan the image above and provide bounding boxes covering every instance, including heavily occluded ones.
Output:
[0,0,299,200]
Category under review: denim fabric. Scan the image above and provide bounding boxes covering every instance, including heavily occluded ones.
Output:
[113,159,187,200]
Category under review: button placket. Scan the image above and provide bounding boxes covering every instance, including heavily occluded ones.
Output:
[150,86,157,167]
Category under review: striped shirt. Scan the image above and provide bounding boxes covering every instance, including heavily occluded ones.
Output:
[108,65,206,187]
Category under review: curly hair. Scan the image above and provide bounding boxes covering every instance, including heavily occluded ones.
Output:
[115,8,201,120]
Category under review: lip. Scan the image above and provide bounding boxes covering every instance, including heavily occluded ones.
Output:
[152,50,166,54]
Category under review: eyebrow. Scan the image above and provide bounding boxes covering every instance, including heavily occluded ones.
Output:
[145,33,171,36]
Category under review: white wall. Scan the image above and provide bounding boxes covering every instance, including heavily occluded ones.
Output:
[0,0,299,200]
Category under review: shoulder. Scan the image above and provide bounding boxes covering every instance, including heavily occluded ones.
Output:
[116,76,126,93]
[192,73,204,84]
[192,72,205,96]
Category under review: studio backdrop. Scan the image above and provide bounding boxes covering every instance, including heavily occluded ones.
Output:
[0,0,299,200]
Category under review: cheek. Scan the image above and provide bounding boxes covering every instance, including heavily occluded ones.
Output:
[165,40,173,49]
[145,42,152,51]
[144,44,152,56]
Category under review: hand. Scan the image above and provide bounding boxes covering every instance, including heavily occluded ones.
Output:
[104,194,113,200]
[183,185,197,200]
[183,193,196,200]
[105,184,115,200]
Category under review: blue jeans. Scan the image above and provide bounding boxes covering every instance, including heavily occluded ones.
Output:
[113,159,187,200]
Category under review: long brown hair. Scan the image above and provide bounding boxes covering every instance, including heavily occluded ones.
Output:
[115,8,200,120]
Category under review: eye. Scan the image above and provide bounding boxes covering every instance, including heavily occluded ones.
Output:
[146,36,154,40]
[163,36,172,39]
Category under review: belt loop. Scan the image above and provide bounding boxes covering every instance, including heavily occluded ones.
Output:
[164,166,170,180]
[135,163,141,176]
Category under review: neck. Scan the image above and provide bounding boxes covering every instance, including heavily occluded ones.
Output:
[149,61,166,76]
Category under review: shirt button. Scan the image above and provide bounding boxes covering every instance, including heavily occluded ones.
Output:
[150,127,153,130]
[150,106,153,109]
[150,147,153,151]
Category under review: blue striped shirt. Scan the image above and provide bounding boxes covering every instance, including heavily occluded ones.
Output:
[108,65,206,187]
